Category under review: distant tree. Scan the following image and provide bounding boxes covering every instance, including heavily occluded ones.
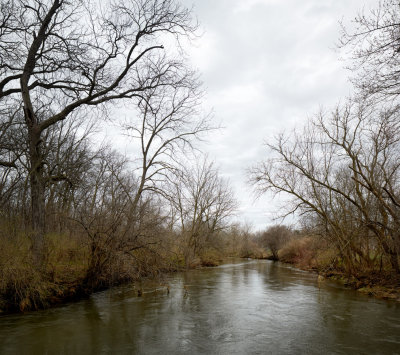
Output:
[167,158,237,266]
[0,0,198,266]
[261,225,292,260]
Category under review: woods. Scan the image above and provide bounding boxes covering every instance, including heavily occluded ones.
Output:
[0,0,241,312]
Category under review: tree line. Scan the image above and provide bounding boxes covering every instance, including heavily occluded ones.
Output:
[0,0,243,311]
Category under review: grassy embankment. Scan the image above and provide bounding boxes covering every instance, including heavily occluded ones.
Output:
[0,234,181,313]
[0,230,264,314]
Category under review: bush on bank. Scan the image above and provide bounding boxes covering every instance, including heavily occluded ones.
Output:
[260,230,400,301]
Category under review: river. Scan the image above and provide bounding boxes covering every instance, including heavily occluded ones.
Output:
[0,259,399,354]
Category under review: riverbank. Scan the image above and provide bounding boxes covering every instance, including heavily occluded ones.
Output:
[320,270,400,301]
[0,227,266,315]
[266,258,400,301]
[3,235,399,316]
[0,246,243,315]
[0,263,183,315]
[272,236,400,302]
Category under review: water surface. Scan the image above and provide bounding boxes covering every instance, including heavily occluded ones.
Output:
[1,260,399,354]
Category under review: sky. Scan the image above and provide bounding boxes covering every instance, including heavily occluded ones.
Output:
[173,0,378,231]
[100,0,378,231]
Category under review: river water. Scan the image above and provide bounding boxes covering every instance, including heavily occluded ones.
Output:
[0,260,399,354]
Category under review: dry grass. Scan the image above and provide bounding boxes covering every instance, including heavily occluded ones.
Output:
[0,235,53,312]
[0,232,91,312]
[200,249,223,267]
[46,233,88,283]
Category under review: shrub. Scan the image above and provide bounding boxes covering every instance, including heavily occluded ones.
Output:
[279,237,317,268]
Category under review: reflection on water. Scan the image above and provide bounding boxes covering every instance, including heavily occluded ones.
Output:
[0,260,399,354]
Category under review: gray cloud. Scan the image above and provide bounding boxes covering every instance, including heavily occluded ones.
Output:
[99,0,377,231]
[182,0,377,230]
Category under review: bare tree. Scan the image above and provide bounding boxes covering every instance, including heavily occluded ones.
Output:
[69,148,168,288]
[124,62,211,213]
[261,225,292,261]
[339,0,400,100]
[43,118,96,233]
[0,0,197,266]
[167,157,237,266]
[250,99,400,273]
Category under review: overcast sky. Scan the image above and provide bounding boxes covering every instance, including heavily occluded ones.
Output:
[173,0,376,231]
[102,0,377,231]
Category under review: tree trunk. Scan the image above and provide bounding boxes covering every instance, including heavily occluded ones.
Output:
[389,251,400,274]
[28,125,47,268]
[381,239,399,274]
